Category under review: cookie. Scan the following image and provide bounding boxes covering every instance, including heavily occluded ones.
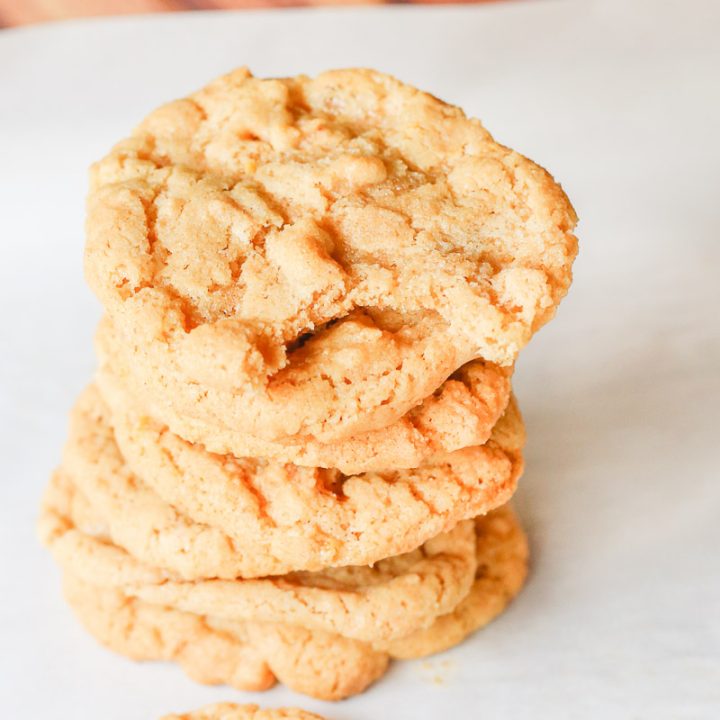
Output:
[40,469,479,643]
[161,705,326,720]
[98,322,513,473]
[85,67,577,445]
[59,506,526,700]
[379,505,529,658]
[63,574,388,701]
[63,384,524,578]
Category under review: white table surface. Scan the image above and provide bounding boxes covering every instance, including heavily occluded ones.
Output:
[1,0,719,717]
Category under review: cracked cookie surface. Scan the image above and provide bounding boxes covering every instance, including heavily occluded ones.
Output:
[61,384,523,578]
[85,67,577,445]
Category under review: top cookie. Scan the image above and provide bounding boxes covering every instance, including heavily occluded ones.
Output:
[86,67,577,442]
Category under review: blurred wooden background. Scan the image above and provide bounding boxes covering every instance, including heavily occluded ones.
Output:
[1,0,506,27]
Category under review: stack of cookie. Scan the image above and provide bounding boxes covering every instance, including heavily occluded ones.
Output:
[40,69,577,701]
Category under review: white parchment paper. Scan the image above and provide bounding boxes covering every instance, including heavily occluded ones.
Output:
[1,1,718,717]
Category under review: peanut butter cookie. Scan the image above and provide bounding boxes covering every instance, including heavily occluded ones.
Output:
[59,506,527,700]
[85,68,577,445]
[63,573,387,701]
[161,705,326,720]
[98,319,513,473]
[41,470,478,643]
[60,384,523,578]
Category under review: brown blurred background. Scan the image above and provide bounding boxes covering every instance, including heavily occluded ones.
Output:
[1,0,507,28]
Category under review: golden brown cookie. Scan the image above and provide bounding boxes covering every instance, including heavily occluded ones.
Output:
[59,507,527,700]
[63,574,387,701]
[98,322,513,473]
[40,469,478,643]
[160,705,326,720]
[85,67,577,445]
[62,384,523,578]
[379,506,529,658]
